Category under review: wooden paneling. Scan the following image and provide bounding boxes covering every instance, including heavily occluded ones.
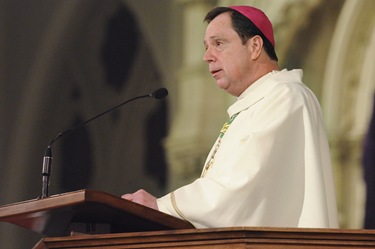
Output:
[34,227,375,249]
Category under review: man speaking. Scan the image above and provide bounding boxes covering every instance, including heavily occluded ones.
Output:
[122,5,339,229]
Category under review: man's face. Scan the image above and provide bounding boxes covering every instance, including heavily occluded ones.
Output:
[204,12,254,96]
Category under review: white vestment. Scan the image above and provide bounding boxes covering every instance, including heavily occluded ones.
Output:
[157,69,339,229]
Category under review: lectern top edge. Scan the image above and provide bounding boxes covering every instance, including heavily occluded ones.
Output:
[0,189,194,236]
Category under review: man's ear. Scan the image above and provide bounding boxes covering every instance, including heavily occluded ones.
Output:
[248,35,263,60]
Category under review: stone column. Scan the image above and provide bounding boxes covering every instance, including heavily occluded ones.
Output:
[165,0,230,190]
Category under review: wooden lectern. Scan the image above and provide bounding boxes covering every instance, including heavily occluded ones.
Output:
[0,190,193,237]
[1,189,375,248]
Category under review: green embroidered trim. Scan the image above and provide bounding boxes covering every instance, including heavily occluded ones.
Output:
[219,113,239,138]
[201,113,239,177]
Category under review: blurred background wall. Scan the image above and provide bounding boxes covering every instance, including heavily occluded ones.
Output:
[0,0,374,247]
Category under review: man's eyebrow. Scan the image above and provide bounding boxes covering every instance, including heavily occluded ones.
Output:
[204,35,221,45]
[208,35,220,40]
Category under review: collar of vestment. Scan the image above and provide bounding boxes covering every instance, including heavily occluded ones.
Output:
[227,69,303,117]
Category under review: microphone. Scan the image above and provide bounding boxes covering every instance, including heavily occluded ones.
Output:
[40,88,168,198]
[150,87,168,99]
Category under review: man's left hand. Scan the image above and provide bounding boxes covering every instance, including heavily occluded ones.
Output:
[121,189,158,210]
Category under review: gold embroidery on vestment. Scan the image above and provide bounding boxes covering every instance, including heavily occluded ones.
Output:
[201,113,239,177]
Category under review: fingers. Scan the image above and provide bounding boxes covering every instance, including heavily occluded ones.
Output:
[121,189,147,201]
[121,189,147,203]
[121,189,158,210]
[121,193,134,201]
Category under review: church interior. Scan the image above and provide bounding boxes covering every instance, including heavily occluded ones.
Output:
[0,0,374,247]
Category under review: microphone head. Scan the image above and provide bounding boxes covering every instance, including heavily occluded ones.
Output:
[150,88,168,99]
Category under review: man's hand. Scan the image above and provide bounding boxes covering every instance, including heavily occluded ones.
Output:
[121,189,158,210]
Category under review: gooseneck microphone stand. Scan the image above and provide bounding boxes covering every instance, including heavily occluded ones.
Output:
[40,88,168,198]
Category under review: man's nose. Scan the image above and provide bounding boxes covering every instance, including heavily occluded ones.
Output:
[203,47,215,63]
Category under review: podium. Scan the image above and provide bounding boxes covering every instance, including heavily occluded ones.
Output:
[1,190,375,248]
[0,190,193,236]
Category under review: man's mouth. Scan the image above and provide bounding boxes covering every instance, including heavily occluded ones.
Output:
[210,69,221,77]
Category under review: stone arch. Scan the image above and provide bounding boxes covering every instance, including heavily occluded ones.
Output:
[321,0,375,228]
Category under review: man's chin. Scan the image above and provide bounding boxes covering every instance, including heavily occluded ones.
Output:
[215,81,228,90]
[216,83,237,96]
